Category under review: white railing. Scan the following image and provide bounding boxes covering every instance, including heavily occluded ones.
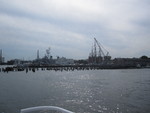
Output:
[21,106,74,113]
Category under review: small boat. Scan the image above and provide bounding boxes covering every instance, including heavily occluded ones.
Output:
[21,106,74,113]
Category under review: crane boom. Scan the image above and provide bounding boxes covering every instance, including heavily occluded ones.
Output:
[94,38,105,57]
[89,38,111,64]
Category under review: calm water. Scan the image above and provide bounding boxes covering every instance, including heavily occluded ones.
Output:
[0,68,150,113]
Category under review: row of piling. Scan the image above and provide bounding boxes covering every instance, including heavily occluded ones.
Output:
[0,66,100,73]
[0,64,139,73]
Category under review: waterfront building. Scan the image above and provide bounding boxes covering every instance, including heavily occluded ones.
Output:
[113,58,150,67]
[55,57,74,65]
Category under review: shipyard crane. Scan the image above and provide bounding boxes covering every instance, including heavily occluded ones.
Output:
[46,47,51,59]
[94,38,109,57]
[94,38,104,57]
[89,38,111,64]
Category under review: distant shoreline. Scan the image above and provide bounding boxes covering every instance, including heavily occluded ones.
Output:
[0,64,149,73]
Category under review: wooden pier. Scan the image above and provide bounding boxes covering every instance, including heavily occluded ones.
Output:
[0,64,139,73]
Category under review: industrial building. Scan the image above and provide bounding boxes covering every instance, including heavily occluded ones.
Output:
[113,57,150,67]
[55,57,74,65]
[33,48,74,66]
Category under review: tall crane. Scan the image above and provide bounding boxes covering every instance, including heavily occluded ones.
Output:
[46,47,51,59]
[89,38,111,64]
[94,38,105,57]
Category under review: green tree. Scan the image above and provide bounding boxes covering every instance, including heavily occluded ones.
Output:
[140,55,148,59]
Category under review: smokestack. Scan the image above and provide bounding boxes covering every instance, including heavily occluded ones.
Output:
[37,50,39,59]
[0,49,2,63]
[0,49,2,58]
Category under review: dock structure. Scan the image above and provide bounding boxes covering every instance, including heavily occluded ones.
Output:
[0,64,139,73]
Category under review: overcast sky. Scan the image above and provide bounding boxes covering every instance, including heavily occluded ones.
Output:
[0,0,150,61]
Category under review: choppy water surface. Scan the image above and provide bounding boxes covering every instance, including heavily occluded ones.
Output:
[0,69,150,113]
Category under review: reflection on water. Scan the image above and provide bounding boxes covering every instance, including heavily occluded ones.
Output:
[0,69,150,113]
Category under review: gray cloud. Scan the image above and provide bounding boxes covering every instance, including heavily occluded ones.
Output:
[0,0,150,60]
